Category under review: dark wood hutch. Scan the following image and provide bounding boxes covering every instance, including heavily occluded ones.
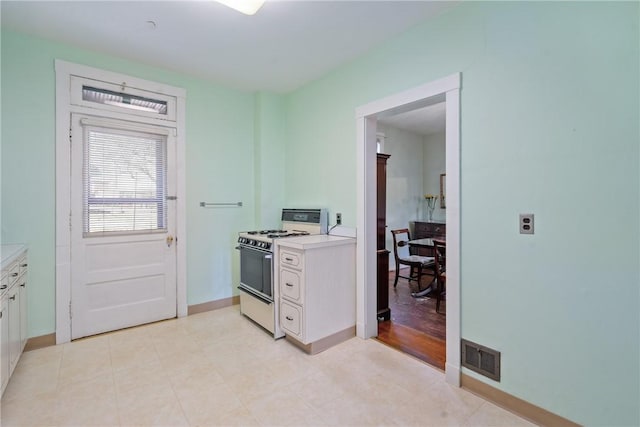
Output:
[376,153,391,321]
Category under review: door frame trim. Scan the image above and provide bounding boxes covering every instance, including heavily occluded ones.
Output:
[355,72,461,386]
[54,60,187,344]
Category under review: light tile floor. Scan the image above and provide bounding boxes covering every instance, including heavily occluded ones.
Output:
[1,306,536,426]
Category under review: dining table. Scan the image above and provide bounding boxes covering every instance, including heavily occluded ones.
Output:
[407,237,444,298]
[407,237,441,249]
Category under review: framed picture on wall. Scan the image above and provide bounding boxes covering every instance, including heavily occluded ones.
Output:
[440,173,446,208]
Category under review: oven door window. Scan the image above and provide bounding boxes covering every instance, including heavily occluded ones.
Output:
[240,247,272,298]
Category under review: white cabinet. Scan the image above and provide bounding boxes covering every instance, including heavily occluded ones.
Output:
[18,254,28,352]
[275,235,356,354]
[8,286,21,373]
[1,294,10,393]
[0,245,28,396]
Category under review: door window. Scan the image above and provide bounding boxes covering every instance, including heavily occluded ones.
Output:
[83,124,167,235]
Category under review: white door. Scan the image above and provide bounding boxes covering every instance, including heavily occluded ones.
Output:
[70,114,177,339]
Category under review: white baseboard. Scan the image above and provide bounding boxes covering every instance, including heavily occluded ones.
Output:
[445,362,461,386]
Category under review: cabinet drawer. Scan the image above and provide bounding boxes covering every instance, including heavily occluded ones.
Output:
[17,256,27,276]
[280,250,302,268]
[280,301,303,339]
[414,222,428,235]
[414,221,446,238]
[0,273,7,296]
[5,263,19,287]
[428,223,446,236]
[280,269,302,303]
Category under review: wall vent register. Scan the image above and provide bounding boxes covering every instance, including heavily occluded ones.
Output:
[461,338,501,382]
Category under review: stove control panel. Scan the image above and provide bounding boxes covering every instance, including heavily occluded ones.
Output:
[238,237,271,250]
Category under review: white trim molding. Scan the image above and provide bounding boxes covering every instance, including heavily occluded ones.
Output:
[355,72,461,386]
[54,60,187,343]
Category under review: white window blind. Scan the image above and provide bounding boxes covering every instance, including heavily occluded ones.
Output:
[83,126,167,235]
[82,86,168,115]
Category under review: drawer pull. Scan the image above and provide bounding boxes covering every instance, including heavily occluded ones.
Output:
[20,263,28,267]
[285,283,293,287]
[0,285,7,290]
[10,273,18,277]
[285,257,293,262]
[20,283,26,288]
[285,316,293,321]
[9,295,16,301]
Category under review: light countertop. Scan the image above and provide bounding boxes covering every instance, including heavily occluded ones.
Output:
[1,244,27,270]
[275,234,355,250]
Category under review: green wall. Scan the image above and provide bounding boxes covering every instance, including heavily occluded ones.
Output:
[1,2,638,425]
[0,30,260,335]
[284,2,639,426]
[254,92,287,228]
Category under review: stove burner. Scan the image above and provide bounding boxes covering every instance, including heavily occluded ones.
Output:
[247,229,287,235]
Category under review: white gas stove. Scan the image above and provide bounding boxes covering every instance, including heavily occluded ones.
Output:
[236,208,327,337]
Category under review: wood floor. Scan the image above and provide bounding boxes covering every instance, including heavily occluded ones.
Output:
[376,267,446,370]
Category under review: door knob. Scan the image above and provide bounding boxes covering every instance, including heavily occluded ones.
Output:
[166,235,174,247]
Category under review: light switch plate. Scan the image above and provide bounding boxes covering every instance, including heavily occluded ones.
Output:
[519,214,534,234]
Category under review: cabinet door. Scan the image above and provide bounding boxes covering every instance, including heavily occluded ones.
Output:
[376,154,390,250]
[19,275,27,351]
[280,301,303,340]
[8,290,20,373]
[1,297,10,394]
[280,269,302,303]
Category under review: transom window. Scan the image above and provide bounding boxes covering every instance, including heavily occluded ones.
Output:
[82,86,168,115]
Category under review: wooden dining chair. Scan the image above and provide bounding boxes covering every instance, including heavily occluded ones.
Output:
[390,228,435,292]
[433,239,446,313]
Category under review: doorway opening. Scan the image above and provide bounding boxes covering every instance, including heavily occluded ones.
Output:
[376,100,447,370]
[355,73,461,385]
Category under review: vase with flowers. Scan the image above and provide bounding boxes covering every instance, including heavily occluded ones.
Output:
[424,194,438,222]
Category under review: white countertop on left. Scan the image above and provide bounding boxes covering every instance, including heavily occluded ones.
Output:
[1,244,27,269]
[275,234,355,250]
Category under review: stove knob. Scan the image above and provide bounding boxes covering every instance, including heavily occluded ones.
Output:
[265,242,271,250]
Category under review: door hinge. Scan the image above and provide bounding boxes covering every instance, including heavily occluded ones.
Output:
[69,301,72,319]
[166,196,177,200]
[69,211,72,230]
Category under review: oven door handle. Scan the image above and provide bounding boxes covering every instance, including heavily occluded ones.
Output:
[236,245,272,255]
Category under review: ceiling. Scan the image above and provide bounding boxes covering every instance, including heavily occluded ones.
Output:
[1,1,457,93]
[378,101,445,136]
